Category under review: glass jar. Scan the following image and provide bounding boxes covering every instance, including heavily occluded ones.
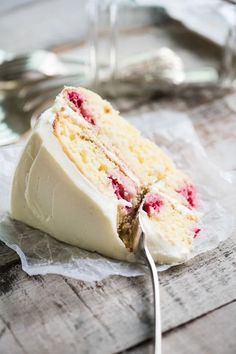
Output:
[84,0,236,97]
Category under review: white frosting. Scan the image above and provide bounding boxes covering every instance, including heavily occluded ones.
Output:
[11,109,133,261]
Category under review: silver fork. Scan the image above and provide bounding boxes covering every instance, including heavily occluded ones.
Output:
[0,50,85,80]
[0,74,85,146]
[133,212,162,354]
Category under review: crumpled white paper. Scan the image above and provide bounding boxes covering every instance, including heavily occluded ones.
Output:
[0,110,235,281]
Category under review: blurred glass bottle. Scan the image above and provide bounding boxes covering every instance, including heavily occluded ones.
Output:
[85,0,236,97]
[219,0,236,85]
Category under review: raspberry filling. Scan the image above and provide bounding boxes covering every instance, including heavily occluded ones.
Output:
[108,172,137,203]
[143,194,163,217]
[176,183,197,208]
[68,91,83,109]
[193,228,201,238]
[67,91,96,125]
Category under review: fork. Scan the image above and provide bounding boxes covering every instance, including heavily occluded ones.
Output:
[0,50,85,80]
[0,73,85,146]
[133,212,162,354]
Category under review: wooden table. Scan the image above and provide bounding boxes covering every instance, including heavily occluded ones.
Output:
[1,90,236,354]
[0,2,236,354]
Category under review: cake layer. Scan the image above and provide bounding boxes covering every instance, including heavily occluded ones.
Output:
[53,114,139,203]
[54,87,175,186]
[153,171,198,210]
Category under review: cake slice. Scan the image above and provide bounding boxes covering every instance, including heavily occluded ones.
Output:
[10,86,199,263]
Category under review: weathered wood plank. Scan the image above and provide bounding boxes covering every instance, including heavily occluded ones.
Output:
[192,98,236,171]
[0,241,19,267]
[0,315,26,354]
[124,300,236,354]
[163,300,236,354]
[0,233,235,354]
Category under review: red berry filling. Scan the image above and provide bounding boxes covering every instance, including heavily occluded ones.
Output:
[143,194,163,217]
[67,91,96,125]
[193,228,201,238]
[68,91,83,109]
[108,172,137,203]
[176,183,197,208]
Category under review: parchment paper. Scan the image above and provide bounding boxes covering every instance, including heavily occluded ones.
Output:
[0,110,235,281]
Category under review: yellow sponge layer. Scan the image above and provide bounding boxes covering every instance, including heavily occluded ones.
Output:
[54,115,118,198]
[150,198,197,245]
[53,114,145,246]
[141,189,198,260]
[61,87,175,186]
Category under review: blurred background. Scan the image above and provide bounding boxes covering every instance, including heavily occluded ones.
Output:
[0,0,235,145]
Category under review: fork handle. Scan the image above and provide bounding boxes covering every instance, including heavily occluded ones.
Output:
[143,240,162,354]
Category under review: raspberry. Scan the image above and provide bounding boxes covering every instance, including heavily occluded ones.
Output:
[193,228,201,238]
[109,175,126,200]
[68,91,83,109]
[176,183,197,208]
[108,172,136,203]
[143,194,163,216]
[67,91,96,125]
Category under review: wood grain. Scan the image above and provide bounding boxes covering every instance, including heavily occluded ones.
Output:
[122,300,236,354]
[0,241,19,267]
[0,228,235,353]
[163,299,236,354]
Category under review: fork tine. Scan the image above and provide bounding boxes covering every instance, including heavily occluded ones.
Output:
[0,61,30,80]
[1,55,29,65]
[23,90,59,112]
[0,56,29,71]
[20,74,83,101]
[18,76,62,99]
